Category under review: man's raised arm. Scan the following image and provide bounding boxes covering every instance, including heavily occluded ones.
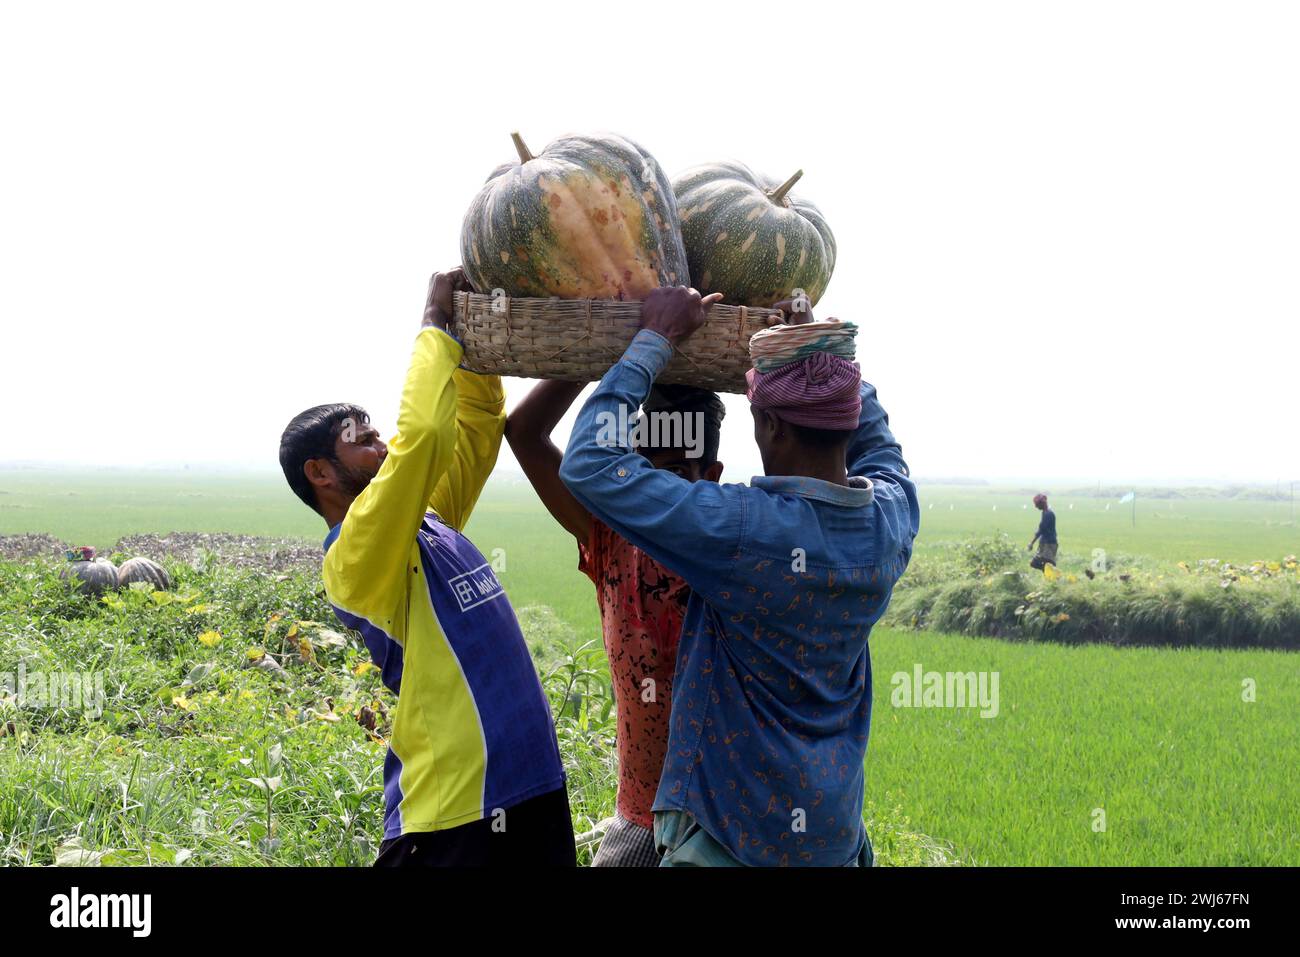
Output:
[505,380,592,542]
[322,270,468,622]
[427,364,508,533]
[558,288,743,592]
[845,379,921,541]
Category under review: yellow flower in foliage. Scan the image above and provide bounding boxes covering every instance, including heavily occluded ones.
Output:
[172,694,195,711]
[353,661,377,677]
[198,631,222,648]
[246,647,266,662]
[1043,564,1060,582]
[1052,613,1071,624]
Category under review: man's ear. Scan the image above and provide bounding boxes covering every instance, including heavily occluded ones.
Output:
[705,461,724,483]
[758,409,783,439]
[303,457,335,495]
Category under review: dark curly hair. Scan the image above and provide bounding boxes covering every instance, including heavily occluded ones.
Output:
[279,403,369,514]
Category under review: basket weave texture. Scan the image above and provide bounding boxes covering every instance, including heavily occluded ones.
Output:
[450,292,782,393]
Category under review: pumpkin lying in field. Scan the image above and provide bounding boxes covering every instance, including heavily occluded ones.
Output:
[60,547,118,597]
[672,162,836,307]
[461,132,689,300]
[117,556,171,591]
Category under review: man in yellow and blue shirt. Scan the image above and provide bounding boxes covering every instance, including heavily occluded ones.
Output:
[278,268,572,866]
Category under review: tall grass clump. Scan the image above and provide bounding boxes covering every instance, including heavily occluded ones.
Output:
[889,543,1299,648]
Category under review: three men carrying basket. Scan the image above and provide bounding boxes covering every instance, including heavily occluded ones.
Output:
[278,271,919,867]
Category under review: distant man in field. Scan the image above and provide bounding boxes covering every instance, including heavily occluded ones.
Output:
[277,268,573,867]
[506,378,725,866]
[559,287,920,867]
[1028,493,1058,570]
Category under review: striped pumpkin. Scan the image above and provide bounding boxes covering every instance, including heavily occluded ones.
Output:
[461,132,689,300]
[117,556,171,591]
[672,162,836,307]
[61,557,118,597]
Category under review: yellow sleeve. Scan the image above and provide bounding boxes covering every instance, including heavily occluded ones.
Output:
[428,369,506,532]
[322,327,463,628]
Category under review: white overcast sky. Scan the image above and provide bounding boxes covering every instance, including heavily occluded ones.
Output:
[2,1,1296,483]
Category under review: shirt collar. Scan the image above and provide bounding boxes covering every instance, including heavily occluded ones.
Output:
[751,474,875,507]
[322,523,342,553]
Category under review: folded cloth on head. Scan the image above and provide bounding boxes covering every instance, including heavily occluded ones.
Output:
[748,318,858,373]
[745,351,862,430]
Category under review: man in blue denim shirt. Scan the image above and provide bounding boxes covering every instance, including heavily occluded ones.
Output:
[560,287,920,866]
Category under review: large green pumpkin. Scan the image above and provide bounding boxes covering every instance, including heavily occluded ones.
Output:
[461,132,689,300]
[672,162,836,307]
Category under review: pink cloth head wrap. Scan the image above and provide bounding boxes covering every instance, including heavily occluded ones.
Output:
[745,352,862,430]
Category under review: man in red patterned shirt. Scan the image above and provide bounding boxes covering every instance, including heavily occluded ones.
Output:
[506,379,725,866]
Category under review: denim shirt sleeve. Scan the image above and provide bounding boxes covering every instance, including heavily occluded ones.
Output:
[559,330,745,596]
[847,380,922,541]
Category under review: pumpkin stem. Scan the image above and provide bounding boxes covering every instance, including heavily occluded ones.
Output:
[511,132,534,164]
[767,169,803,205]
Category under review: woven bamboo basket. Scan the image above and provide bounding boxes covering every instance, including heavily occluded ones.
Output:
[450,292,783,393]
